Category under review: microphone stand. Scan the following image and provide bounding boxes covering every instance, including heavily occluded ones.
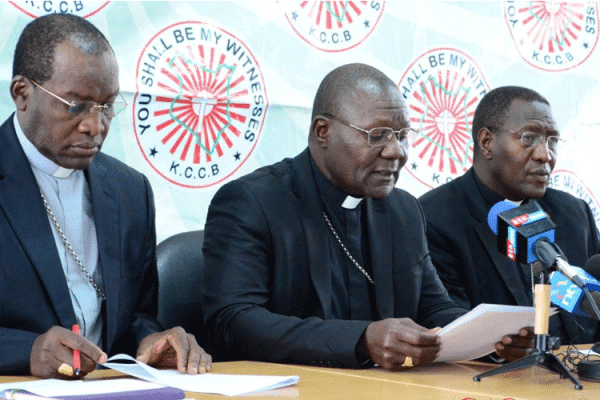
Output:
[473,268,583,390]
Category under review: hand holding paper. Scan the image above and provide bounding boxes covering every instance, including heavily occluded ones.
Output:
[364,318,441,370]
[495,326,535,361]
[136,326,212,374]
[435,304,547,362]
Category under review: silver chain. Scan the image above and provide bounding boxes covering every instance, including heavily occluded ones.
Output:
[39,190,106,300]
[322,211,375,286]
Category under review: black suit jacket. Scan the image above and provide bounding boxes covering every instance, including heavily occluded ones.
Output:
[419,168,600,344]
[202,149,466,368]
[0,116,163,374]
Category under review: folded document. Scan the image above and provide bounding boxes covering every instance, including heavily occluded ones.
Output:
[104,354,299,396]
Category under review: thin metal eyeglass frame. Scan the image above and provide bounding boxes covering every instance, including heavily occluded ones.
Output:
[29,78,127,118]
[322,113,417,147]
[487,127,565,151]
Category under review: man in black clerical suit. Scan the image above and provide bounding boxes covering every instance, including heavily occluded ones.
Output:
[202,64,530,370]
[419,86,600,346]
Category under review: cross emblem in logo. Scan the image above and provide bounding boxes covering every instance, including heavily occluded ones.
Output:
[435,109,456,136]
[192,95,218,136]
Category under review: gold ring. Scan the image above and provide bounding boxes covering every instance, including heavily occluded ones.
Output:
[402,356,414,367]
[57,363,74,376]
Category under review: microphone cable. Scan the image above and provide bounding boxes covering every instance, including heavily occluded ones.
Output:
[559,344,600,382]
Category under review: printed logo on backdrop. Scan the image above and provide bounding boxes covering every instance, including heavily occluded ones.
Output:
[281,1,384,52]
[10,1,109,18]
[548,169,600,229]
[398,48,490,189]
[504,1,599,72]
[134,21,268,189]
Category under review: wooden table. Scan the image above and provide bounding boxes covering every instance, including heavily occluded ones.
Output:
[3,356,600,399]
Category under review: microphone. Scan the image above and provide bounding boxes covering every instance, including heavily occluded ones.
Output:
[487,200,556,264]
[580,292,600,321]
[488,201,600,320]
[550,255,600,320]
[534,240,585,288]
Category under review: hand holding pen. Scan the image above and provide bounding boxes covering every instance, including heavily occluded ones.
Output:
[72,324,81,376]
[29,325,107,379]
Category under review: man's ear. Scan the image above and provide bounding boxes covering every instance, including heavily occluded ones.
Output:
[10,75,31,111]
[310,116,331,149]
[478,127,494,160]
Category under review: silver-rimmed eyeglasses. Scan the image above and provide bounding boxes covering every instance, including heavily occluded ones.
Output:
[29,78,127,119]
[323,113,418,148]
[488,127,565,152]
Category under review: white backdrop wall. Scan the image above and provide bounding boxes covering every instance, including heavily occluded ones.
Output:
[1,0,598,243]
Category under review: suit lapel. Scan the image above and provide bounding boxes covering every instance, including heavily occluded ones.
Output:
[86,156,121,349]
[0,116,76,327]
[462,170,531,306]
[290,150,332,317]
[365,199,394,319]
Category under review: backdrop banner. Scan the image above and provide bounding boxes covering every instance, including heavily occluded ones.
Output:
[1,1,598,242]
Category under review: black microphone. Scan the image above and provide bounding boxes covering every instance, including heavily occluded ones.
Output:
[580,292,600,321]
[579,255,600,320]
[534,239,585,288]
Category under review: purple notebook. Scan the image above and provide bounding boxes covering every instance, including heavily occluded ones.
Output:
[56,386,185,400]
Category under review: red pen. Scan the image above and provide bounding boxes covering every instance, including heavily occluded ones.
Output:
[72,324,81,376]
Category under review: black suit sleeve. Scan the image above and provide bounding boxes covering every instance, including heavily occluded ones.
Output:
[202,180,369,368]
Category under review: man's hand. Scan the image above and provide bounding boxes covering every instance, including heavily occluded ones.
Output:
[364,318,441,371]
[495,326,535,362]
[136,326,212,374]
[30,326,107,379]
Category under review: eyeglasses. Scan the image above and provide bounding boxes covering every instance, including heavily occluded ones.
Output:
[323,113,417,148]
[488,127,565,152]
[29,79,127,119]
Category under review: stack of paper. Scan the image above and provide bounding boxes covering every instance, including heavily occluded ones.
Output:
[435,303,545,362]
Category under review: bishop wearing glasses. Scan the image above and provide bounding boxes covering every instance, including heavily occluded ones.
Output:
[202,63,531,370]
[0,14,211,377]
[419,86,600,348]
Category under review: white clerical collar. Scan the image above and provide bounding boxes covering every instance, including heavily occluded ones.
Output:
[505,198,524,206]
[341,195,364,210]
[13,114,75,178]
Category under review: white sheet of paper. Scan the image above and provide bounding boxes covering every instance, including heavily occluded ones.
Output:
[104,354,300,396]
[569,349,600,356]
[435,303,553,362]
[0,378,165,397]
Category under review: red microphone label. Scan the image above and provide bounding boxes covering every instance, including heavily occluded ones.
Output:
[510,214,529,227]
[506,239,516,261]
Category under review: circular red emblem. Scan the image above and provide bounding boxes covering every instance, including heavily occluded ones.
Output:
[281,1,385,52]
[398,48,490,189]
[133,21,268,189]
[9,1,109,18]
[504,1,599,71]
